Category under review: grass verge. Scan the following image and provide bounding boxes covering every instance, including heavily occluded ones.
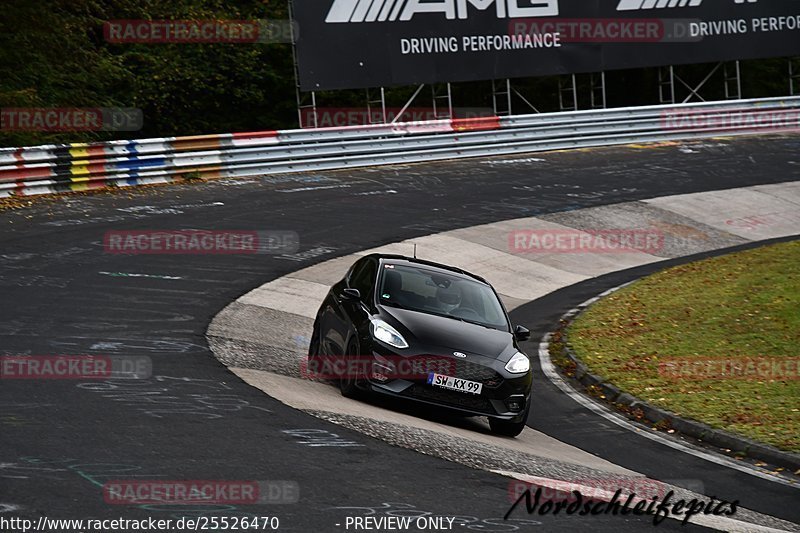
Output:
[567,241,800,452]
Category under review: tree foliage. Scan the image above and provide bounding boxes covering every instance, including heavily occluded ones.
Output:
[0,0,296,146]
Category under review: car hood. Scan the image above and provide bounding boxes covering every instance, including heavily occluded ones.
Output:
[381,307,516,363]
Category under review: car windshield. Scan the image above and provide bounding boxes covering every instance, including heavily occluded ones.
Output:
[378,264,509,331]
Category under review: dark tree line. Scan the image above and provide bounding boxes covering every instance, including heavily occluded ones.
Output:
[0,0,297,147]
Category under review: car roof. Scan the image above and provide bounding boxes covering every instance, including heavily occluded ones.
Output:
[364,254,490,285]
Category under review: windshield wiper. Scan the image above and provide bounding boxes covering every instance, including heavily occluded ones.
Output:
[446,315,496,330]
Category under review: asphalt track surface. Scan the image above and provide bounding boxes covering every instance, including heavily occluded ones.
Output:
[1,136,798,532]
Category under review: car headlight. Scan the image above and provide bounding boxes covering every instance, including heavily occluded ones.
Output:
[370,318,409,349]
[505,351,530,374]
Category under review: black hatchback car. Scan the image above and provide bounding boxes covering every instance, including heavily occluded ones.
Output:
[307,254,533,437]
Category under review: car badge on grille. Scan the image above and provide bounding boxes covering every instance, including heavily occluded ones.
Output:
[453,352,467,358]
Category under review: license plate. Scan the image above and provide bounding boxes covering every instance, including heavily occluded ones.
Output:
[427,373,483,395]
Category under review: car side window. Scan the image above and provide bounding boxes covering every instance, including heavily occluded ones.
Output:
[349,259,376,298]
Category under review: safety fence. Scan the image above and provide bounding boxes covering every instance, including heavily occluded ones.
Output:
[1,96,798,198]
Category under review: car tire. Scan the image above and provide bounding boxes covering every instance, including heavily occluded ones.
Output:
[489,404,530,437]
[307,322,321,359]
[304,322,323,380]
[339,339,363,399]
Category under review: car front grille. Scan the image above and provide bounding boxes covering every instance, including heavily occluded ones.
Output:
[452,359,502,387]
[401,355,502,387]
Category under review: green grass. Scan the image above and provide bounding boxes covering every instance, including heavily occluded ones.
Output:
[567,241,800,452]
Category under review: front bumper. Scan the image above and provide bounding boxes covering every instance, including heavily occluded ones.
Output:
[360,349,532,421]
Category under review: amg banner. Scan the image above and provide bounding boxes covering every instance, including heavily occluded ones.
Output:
[292,0,800,91]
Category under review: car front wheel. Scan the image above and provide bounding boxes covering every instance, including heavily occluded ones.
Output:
[339,339,363,399]
[307,322,321,359]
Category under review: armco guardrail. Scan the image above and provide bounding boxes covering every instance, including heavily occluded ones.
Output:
[1,97,798,198]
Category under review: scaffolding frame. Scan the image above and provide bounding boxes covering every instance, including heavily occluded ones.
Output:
[492,79,512,116]
[557,73,607,111]
[289,0,318,128]
[790,57,800,96]
[558,74,578,111]
[491,80,540,116]
[431,83,453,120]
[660,61,742,104]
[391,84,426,124]
[659,66,676,104]
[590,72,607,109]
[365,87,388,124]
[292,63,750,128]
[724,61,742,100]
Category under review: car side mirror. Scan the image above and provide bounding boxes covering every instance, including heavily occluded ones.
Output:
[514,325,531,342]
[341,288,361,301]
